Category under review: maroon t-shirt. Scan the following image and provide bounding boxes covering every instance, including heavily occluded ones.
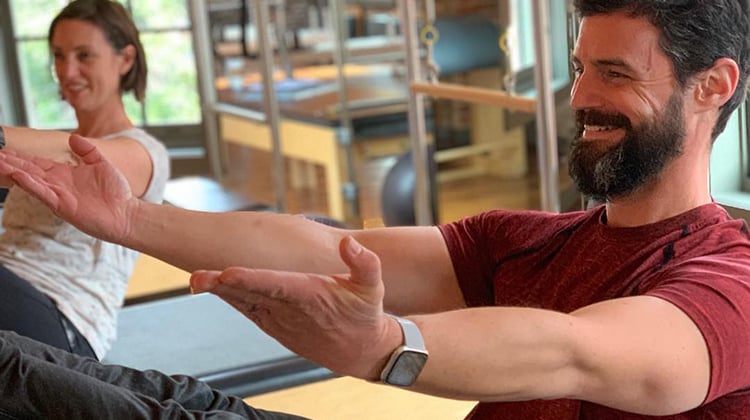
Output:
[438,203,750,419]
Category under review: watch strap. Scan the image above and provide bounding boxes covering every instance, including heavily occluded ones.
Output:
[380,315,429,385]
[393,315,425,350]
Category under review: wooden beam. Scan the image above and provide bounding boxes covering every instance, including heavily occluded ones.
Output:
[410,81,537,113]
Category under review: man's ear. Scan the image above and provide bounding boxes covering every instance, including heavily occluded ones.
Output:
[694,57,739,109]
[118,44,136,76]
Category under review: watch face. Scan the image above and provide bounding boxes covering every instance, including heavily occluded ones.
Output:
[385,350,429,387]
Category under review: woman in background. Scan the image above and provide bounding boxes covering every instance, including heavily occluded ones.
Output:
[0,0,169,359]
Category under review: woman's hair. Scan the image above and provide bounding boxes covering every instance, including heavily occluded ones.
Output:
[48,0,148,102]
[574,0,750,140]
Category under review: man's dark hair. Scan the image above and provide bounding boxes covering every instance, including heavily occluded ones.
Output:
[48,0,147,102]
[574,0,750,140]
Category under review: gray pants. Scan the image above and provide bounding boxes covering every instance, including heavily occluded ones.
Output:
[0,331,309,419]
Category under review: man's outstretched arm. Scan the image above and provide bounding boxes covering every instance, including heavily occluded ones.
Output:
[0,136,465,315]
[192,236,711,416]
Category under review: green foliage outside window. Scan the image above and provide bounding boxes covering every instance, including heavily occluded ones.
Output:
[141,32,201,125]
[17,39,76,129]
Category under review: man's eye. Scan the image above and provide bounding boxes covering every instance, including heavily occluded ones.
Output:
[606,70,627,79]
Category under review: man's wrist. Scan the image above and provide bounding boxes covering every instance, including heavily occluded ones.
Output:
[122,198,150,247]
[365,315,403,381]
[378,315,429,387]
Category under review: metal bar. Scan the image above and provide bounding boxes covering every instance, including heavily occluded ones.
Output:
[434,143,503,163]
[399,0,434,225]
[188,0,224,179]
[328,96,408,112]
[532,0,560,212]
[211,102,267,123]
[242,0,251,57]
[329,0,359,222]
[275,0,294,79]
[410,81,537,113]
[0,1,25,125]
[253,0,287,213]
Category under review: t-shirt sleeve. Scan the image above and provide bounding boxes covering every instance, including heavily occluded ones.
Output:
[438,209,585,307]
[438,212,500,307]
[646,253,750,403]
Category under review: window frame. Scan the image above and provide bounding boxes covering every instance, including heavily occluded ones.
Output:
[741,100,750,191]
[509,0,572,94]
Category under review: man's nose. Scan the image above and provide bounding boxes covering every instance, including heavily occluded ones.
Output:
[570,71,603,111]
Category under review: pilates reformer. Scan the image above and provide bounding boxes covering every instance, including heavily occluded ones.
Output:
[105,292,334,398]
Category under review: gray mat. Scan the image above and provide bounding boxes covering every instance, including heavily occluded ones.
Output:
[104,293,333,397]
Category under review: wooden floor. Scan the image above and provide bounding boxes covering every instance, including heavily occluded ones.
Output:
[244,377,476,420]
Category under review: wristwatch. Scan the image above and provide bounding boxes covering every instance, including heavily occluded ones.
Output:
[380,315,429,387]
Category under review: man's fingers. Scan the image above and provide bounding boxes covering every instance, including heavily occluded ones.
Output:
[0,152,50,177]
[196,267,322,309]
[193,238,383,306]
[69,134,104,165]
[0,158,52,199]
[217,267,307,298]
[338,235,382,289]
[189,270,221,294]
[192,268,308,321]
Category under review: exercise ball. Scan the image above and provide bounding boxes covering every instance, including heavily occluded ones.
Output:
[381,148,438,226]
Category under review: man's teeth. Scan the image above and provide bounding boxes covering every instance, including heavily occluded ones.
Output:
[585,125,617,132]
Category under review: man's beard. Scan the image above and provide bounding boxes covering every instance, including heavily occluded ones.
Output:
[568,92,685,202]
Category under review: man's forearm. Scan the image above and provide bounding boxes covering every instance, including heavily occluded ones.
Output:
[123,201,465,314]
[404,308,581,402]
[124,201,350,274]
[397,302,706,416]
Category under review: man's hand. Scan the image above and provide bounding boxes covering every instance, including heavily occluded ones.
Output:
[0,134,137,244]
[190,235,402,380]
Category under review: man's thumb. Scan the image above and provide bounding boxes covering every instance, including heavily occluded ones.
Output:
[69,134,102,164]
[339,235,382,287]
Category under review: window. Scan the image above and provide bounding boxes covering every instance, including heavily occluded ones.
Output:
[509,0,571,92]
[709,97,745,206]
[9,0,200,130]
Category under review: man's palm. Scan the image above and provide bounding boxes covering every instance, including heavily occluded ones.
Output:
[0,136,134,243]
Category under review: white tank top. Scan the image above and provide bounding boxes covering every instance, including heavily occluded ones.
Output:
[0,128,170,358]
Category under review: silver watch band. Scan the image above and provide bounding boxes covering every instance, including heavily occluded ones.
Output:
[392,315,425,350]
[380,315,429,386]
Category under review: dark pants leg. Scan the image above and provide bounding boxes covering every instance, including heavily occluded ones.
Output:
[0,331,308,420]
[0,265,96,358]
